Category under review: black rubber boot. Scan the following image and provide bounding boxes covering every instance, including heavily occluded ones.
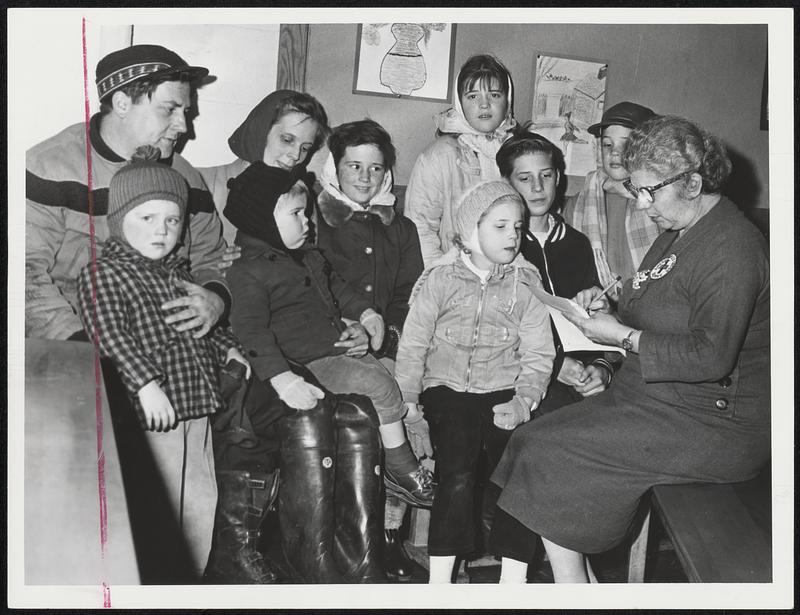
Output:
[203,470,280,584]
[277,397,343,583]
[332,395,386,583]
[383,529,415,581]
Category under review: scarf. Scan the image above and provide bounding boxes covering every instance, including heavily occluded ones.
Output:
[319,152,396,211]
[433,73,517,179]
[570,169,662,288]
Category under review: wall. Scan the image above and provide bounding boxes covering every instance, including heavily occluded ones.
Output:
[14,18,132,150]
[306,23,769,209]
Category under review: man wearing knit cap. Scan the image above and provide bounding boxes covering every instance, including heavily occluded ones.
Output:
[26,43,233,584]
[77,146,251,583]
[26,43,229,342]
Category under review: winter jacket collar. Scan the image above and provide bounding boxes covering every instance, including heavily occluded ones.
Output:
[410,247,540,304]
[102,237,188,271]
[317,190,396,227]
[526,212,568,245]
[89,113,125,163]
[235,230,318,260]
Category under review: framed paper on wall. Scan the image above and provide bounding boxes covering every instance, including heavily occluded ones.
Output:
[352,23,456,102]
[530,53,608,177]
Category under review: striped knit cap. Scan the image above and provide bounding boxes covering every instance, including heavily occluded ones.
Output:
[108,145,189,240]
[453,179,523,244]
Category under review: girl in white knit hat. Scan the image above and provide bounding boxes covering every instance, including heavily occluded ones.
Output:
[394,180,555,583]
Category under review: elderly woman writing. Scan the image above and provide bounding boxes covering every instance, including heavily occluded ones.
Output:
[488,115,770,583]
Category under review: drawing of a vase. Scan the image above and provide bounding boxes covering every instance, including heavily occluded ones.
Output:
[379,23,426,96]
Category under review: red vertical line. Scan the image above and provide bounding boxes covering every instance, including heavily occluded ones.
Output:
[82,17,111,608]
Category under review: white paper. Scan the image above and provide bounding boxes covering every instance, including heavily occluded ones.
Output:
[532,284,590,319]
[547,308,625,356]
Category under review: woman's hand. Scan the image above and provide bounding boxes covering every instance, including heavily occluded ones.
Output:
[218,245,242,270]
[270,371,324,410]
[573,287,612,314]
[226,347,251,379]
[573,364,612,397]
[334,322,370,357]
[137,380,177,432]
[564,310,628,346]
[162,280,224,338]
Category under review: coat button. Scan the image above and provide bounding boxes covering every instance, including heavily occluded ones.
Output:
[304,277,311,286]
[248,350,258,357]
[715,398,729,410]
[718,376,732,388]
[364,246,373,255]
[365,284,373,292]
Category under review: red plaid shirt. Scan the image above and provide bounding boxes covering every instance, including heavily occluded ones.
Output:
[78,239,239,427]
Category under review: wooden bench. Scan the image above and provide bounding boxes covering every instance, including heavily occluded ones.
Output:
[25,339,139,584]
[627,467,771,583]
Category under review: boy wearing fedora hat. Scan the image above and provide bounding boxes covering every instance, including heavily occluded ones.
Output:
[26,43,228,342]
[563,101,662,296]
[77,146,250,582]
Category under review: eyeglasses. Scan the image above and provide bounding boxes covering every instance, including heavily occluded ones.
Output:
[623,170,697,202]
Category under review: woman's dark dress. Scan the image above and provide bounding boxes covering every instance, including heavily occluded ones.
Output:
[491,197,770,553]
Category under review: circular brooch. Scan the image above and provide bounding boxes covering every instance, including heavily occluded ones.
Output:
[650,254,677,279]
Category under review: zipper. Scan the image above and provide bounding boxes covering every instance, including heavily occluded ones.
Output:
[527,229,555,293]
[465,277,488,389]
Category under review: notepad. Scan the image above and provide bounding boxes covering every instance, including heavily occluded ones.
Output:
[531,285,590,320]
[531,286,625,355]
[546,309,626,356]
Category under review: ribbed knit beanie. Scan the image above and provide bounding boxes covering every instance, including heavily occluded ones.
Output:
[108,145,189,240]
[453,179,523,244]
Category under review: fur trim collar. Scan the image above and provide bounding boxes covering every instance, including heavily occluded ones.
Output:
[317,191,395,227]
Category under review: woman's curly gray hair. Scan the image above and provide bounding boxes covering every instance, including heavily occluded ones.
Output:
[623,115,732,196]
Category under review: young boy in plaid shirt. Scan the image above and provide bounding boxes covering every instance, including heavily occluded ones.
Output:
[77,146,250,581]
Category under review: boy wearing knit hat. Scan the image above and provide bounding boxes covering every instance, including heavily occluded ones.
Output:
[394,180,555,583]
[77,146,250,583]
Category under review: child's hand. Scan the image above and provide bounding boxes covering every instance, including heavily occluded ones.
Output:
[403,403,433,458]
[218,245,242,270]
[492,395,534,431]
[137,380,177,432]
[226,347,251,379]
[334,322,370,357]
[359,308,385,351]
[573,363,612,397]
[270,370,324,410]
[556,357,586,387]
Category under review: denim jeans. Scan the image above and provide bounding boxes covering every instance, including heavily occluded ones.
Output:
[306,353,405,425]
[421,385,514,556]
